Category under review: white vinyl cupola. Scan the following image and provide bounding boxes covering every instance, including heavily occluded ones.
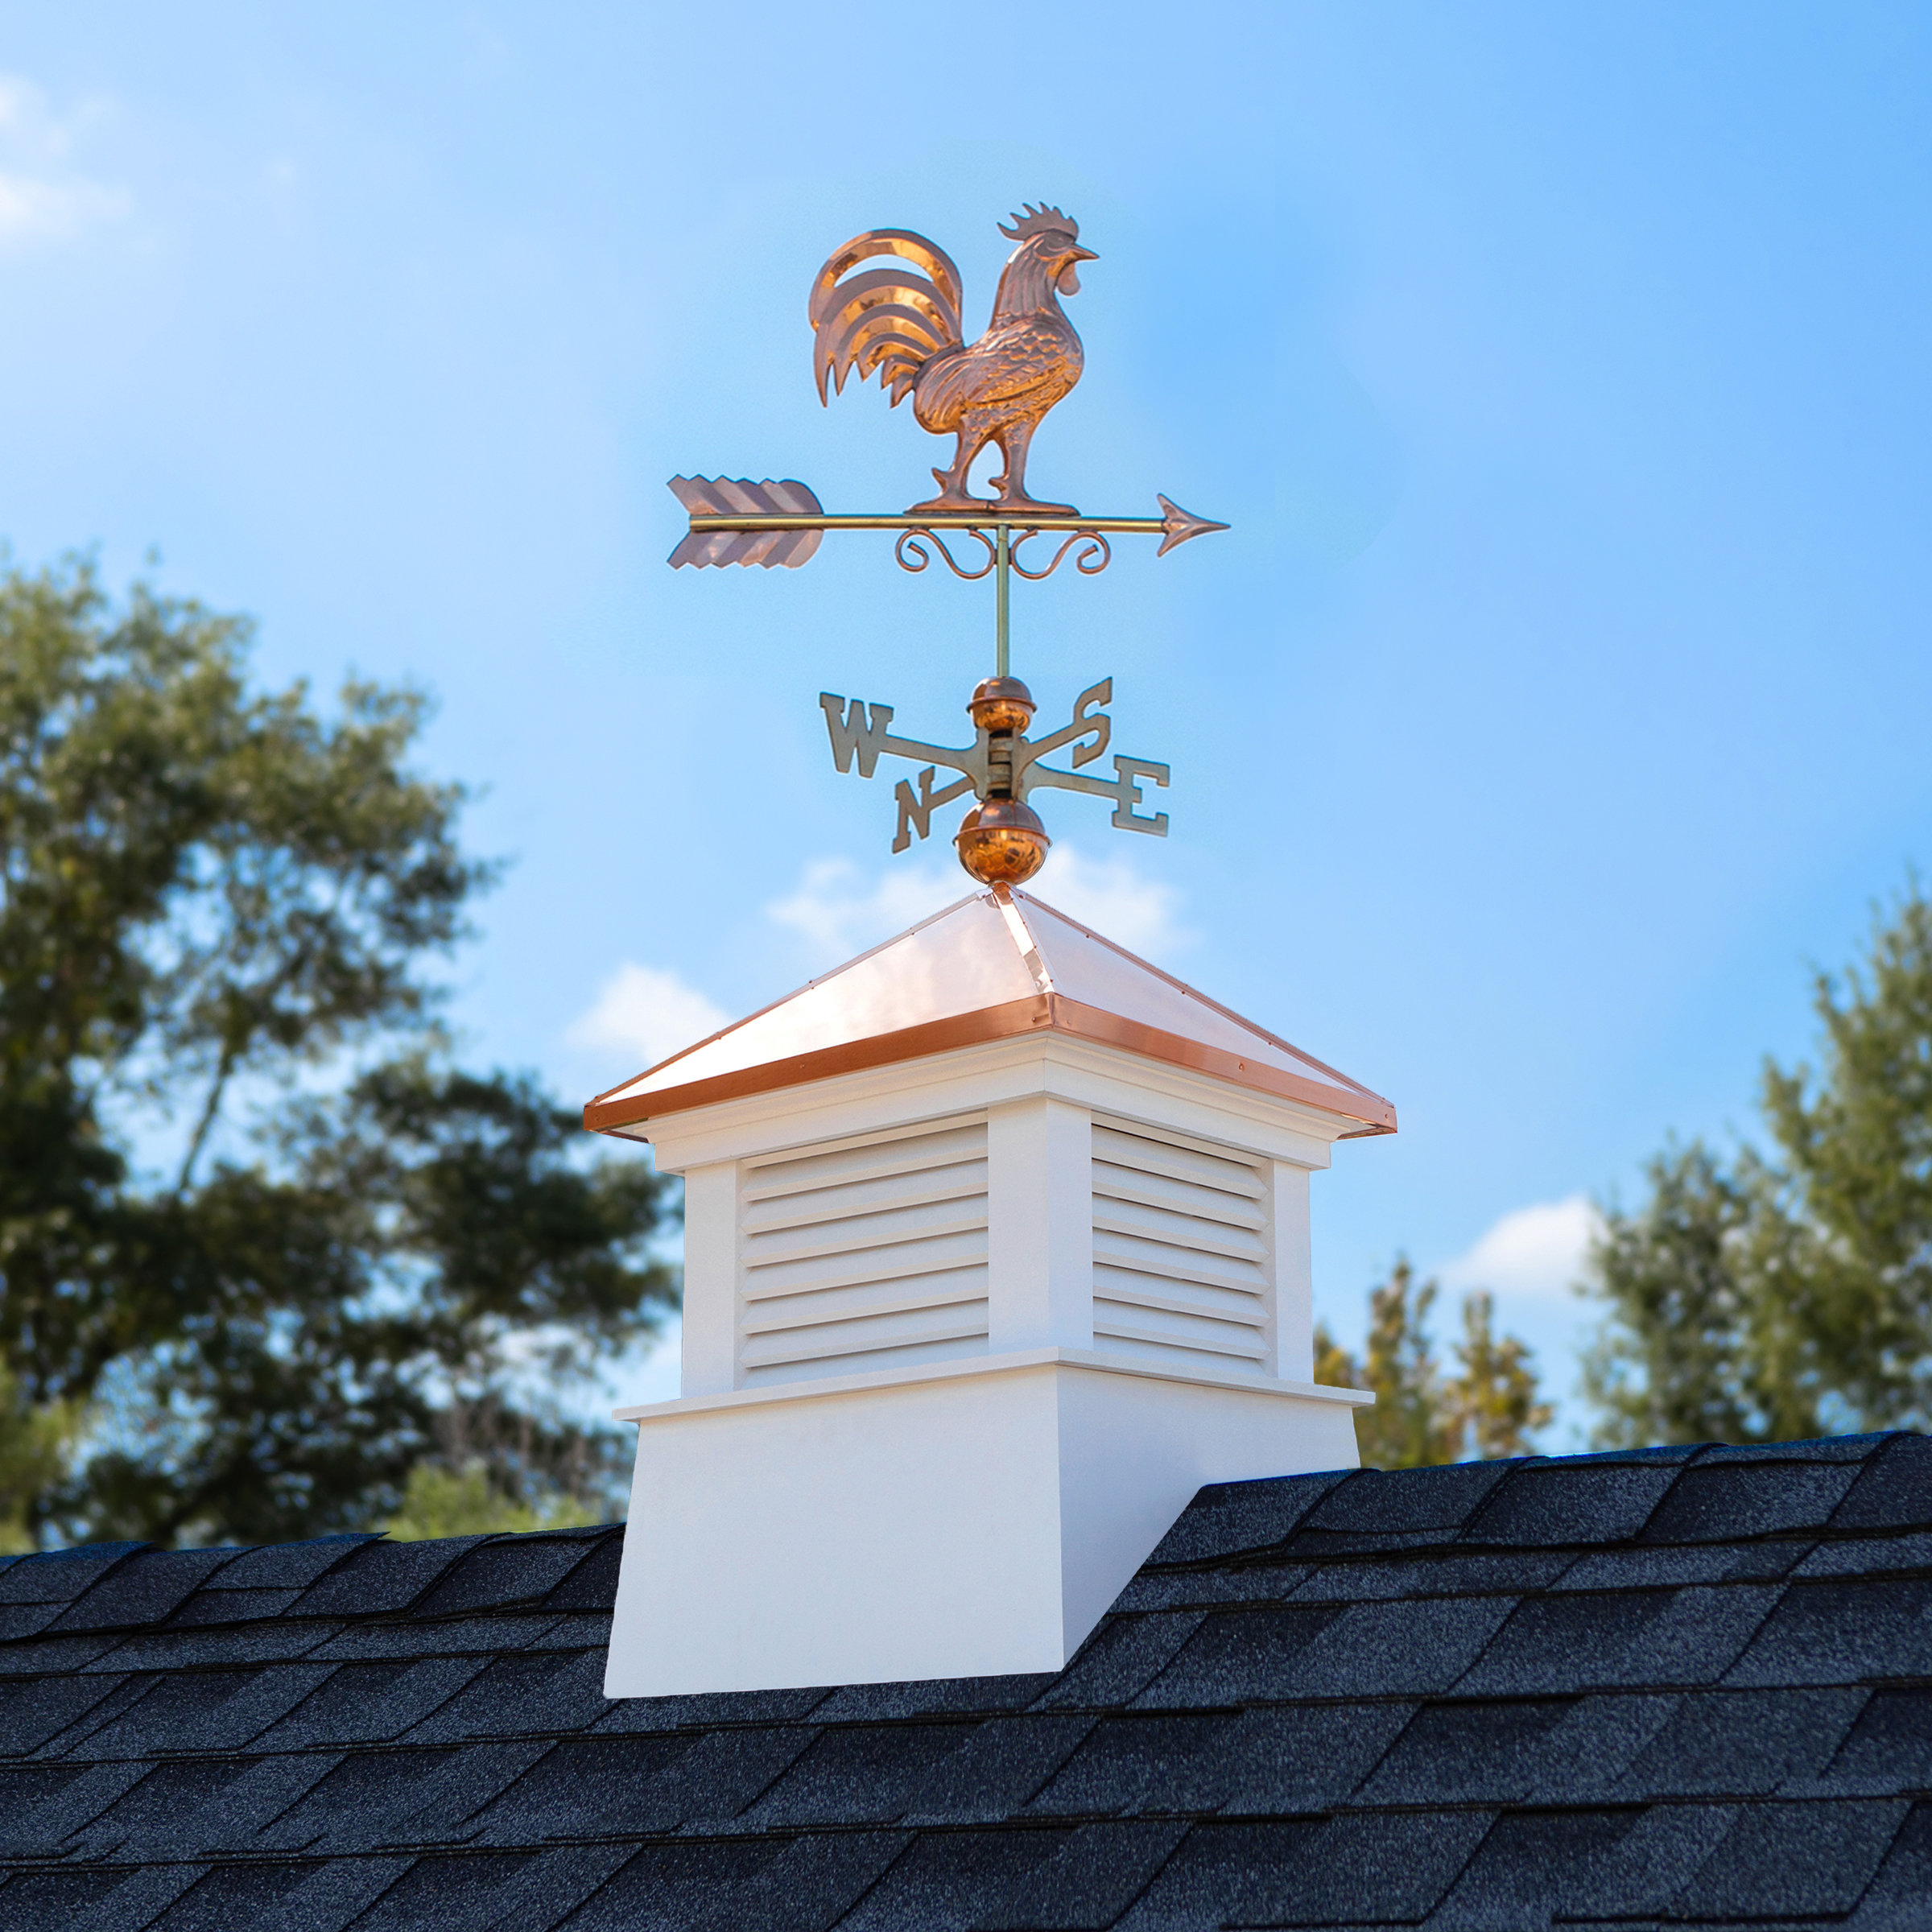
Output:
[585,889,1393,1696]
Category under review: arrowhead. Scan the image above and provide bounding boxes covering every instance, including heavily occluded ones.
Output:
[1154,494,1230,557]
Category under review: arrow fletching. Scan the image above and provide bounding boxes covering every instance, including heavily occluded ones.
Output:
[668,477,825,568]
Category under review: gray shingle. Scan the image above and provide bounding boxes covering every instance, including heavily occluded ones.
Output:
[1355,1698,1577,1805]
[740,1723,981,1828]
[1023,1712,1237,1818]
[289,1538,489,1618]
[1794,1530,1932,1578]
[408,1538,600,1620]
[540,1535,622,1612]
[1847,1802,1932,1932]
[1142,1595,1515,1705]
[547,1840,782,1931]
[200,1537,377,1592]
[1671,1798,1908,1918]
[0,1546,145,1605]
[0,1760,150,1856]
[1306,1460,1518,1536]
[833,1828,1078,1932]
[163,1590,307,1627]
[814,1676,1054,1722]
[308,1614,561,1662]
[1459,1461,1681,1547]
[1808,1687,1932,1796]
[249,1744,541,1856]
[1713,1433,1895,1461]
[900,1715,1096,1824]
[91,1622,343,1671]
[0,1633,118,1677]
[601,1724,823,1832]
[0,1867,151,1932]
[588,1683,829,1733]
[49,1550,245,1633]
[1197,1699,1415,1813]
[1457,1584,1782,1694]
[399,1647,609,1743]
[249,1659,481,1750]
[328,1843,630,1931]
[1143,1472,1346,1566]
[1831,1432,1932,1533]
[696,1829,911,1932]
[0,1669,139,1756]
[974,1818,1188,1929]
[1427,1803,1733,1927]
[150,1855,411,1932]
[1284,1550,1571,1602]
[1034,1615,1204,1711]
[1725,1577,1932,1686]
[1553,1541,1810,1589]
[1121,1810,1492,1928]
[1641,1459,1863,1543]
[75,1665,338,1758]
[1607,1686,1869,1798]
[468,1735,707,1843]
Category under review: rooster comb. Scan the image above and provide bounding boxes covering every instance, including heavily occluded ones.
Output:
[999,203,1079,243]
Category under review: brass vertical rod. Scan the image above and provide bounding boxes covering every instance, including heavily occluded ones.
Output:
[995,523,1010,679]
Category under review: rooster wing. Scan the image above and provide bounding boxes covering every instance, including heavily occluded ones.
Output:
[910,320,1075,435]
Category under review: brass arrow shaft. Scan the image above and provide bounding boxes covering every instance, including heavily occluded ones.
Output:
[685,513,1166,534]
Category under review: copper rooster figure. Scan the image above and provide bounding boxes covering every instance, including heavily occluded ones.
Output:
[810,205,1096,516]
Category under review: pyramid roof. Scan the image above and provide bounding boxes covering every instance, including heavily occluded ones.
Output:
[584,888,1395,1137]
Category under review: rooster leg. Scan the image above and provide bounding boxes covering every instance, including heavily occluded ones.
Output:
[904,427,995,514]
[989,419,1078,518]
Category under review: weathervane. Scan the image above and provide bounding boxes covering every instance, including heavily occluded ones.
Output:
[667,204,1227,886]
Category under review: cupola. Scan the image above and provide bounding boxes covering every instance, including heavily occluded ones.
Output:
[585,888,1393,1696]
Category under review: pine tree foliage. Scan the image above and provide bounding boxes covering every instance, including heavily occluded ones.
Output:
[1587,878,1932,1444]
[1316,1260,1550,1467]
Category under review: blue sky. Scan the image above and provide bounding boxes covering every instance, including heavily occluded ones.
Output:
[2,3,1928,1438]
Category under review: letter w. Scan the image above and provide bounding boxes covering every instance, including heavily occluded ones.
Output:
[819,693,894,777]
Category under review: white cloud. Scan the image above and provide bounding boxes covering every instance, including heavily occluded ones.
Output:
[565,963,730,1071]
[766,857,964,961]
[0,74,128,245]
[1439,1195,1601,1302]
[1031,844,1188,957]
[765,844,1187,966]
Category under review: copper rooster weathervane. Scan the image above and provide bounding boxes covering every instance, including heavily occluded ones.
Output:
[667,204,1228,887]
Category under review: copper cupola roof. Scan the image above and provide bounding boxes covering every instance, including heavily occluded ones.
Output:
[583,888,1395,1138]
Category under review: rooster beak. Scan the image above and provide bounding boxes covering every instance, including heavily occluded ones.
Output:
[1058,246,1096,296]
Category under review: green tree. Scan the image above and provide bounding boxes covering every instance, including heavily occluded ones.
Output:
[1586,877,1932,1444]
[1316,1260,1550,1466]
[0,557,675,1543]
[1447,1288,1554,1459]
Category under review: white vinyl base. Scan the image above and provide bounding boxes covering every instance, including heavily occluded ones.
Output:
[604,1348,1365,1698]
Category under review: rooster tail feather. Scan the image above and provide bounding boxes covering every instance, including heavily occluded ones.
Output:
[810,228,964,405]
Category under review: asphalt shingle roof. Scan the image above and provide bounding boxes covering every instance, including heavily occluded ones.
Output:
[2,1433,1930,1929]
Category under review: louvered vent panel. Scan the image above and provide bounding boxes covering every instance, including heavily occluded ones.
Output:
[739,1121,989,1385]
[1091,1121,1270,1374]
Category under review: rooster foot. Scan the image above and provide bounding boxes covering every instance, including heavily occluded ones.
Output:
[903,494,994,515]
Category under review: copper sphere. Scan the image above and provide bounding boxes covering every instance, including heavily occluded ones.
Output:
[956,797,1051,886]
[968,676,1036,737]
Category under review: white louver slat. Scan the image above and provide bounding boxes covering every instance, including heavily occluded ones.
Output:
[739,1120,989,1385]
[1090,1121,1272,1374]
